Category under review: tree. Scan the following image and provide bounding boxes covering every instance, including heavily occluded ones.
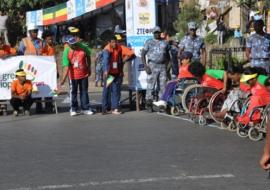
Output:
[173,0,203,39]
[0,0,67,46]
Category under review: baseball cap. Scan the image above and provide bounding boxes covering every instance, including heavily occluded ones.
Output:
[153,26,161,33]
[179,51,193,60]
[68,26,80,33]
[66,36,77,45]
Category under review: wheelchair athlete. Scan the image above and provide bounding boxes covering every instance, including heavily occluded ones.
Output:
[212,65,250,120]
[153,51,202,109]
[237,67,270,125]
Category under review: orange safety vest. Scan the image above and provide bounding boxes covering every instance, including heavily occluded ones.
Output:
[104,44,123,75]
[22,37,42,55]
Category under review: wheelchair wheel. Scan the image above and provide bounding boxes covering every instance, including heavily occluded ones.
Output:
[248,126,264,142]
[220,122,228,130]
[236,125,248,138]
[182,84,202,113]
[209,90,227,124]
[170,106,180,116]
[198,115,207,126]
[227,121,237,132]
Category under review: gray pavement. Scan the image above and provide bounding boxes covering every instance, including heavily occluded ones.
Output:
[0,99,269,190]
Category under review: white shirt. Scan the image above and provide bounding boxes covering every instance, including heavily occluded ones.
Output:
[0,15,8,30]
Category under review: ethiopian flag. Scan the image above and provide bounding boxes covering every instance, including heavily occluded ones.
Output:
[43,3,67,25]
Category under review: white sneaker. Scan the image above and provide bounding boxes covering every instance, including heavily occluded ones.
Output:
[153,100,167,108]
[70,111,79,116]
[82,110,94,115]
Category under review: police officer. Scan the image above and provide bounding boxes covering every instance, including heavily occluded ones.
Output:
[178,21,206,66]
[141,26,170,111]
[246,19,270,74]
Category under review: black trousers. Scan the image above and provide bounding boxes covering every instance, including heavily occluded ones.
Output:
[10,97,33,111]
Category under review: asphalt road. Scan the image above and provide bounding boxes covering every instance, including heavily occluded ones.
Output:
[0,96,269,190]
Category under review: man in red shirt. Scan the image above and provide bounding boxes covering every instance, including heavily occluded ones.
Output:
[60,36,93,116]
[102,35,135,114]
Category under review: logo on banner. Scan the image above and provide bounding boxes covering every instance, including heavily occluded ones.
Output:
[18,61,38,81]
[139,13,150,24]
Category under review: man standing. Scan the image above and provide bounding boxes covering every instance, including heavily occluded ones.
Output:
[141,26,170,111]
[102,35,134,115]
[178,22,206,66]
[246,19,270,74]
[10,69,33,116]
[60,36,93,116]
[0,10,9,45]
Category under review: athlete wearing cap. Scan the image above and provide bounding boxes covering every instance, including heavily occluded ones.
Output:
[10,69,33,116]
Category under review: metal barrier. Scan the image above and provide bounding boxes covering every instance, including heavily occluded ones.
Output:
[208,47,246,69]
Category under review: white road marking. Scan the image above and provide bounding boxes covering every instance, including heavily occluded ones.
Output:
[157,112,220,128]
[8,174,235,190]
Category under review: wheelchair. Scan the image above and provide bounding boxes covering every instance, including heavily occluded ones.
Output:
[182,84,220,126]
[165,77,200,116]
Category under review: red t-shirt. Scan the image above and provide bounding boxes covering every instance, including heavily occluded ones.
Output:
[68,49,89,80]
[201,74,224,90]
[177,64,195,79]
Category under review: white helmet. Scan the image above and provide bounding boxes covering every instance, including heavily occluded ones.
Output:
[27,24,38,31]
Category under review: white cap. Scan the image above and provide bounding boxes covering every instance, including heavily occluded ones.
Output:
[28,24,38,31]
[188,22,197,29]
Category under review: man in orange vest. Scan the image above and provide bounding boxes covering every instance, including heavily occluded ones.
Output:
[102,35,135,115]
[18,25,42,56]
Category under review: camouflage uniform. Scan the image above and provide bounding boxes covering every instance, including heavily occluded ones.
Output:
[246,33,270,73]
[179,35,205,61]
[143,38,169,100]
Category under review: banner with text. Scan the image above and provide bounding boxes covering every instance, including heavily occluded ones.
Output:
[0,56,57,100]
[126,0,156,90]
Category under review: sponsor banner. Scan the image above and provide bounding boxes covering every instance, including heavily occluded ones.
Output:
[0,56,57,100]
[26,10,43,27]
[85,0,96,13]
[126,0,156,90]
[67,0,76,20]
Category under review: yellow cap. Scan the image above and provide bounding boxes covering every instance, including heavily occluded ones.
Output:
[68,26,80,33]
[240,73,258,82]
[115,34,122,41]
[16,71,26,77]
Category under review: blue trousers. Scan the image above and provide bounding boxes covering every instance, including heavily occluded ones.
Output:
[102,75,121,112]
[69,77,90,111]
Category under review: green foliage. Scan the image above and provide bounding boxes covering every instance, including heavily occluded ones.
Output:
[238,0,259,9]
[173,0,203,39]
[205,33,217,45]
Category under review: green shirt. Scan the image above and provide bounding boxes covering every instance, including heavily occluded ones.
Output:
[206,69,225,80]
[62,42,91,67]
[258,75,268,85]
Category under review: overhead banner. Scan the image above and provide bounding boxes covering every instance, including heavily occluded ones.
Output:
[0,56,57,100]
[27,0,113,27]
[126,0,156,90]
